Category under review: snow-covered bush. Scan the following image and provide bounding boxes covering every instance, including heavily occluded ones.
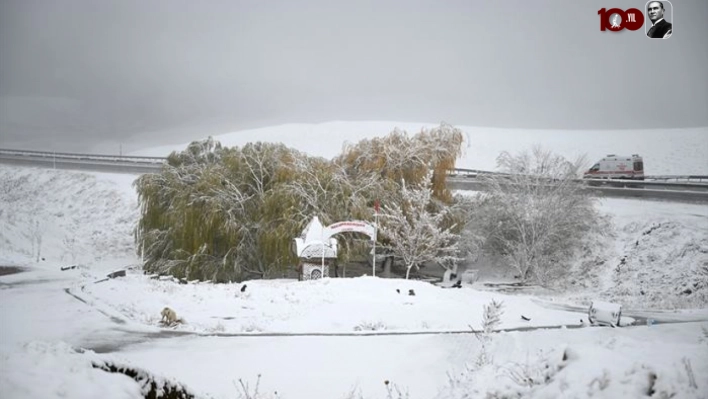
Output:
[470,299,505,368]
[473,146,603,286]
[234,375,280,399]
[354,321,387,331]
[92,359,197,399]
[437,339,707,399]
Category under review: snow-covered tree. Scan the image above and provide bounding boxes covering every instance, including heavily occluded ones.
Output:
[133,124,467,283]
[379,177,462,279]
[336,122,465,204]
[134,139,300,282]
[475,146,602,285]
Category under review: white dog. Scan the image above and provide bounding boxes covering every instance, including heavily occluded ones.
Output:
[160,306,178,325]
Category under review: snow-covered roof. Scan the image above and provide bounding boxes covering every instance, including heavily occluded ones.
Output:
[294,216,339,258]
[300,216,325,243]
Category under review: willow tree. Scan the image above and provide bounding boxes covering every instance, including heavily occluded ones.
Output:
[335,122,465,204]
[134,138,308,282]
[331,123,467,274]
[223,141,305,279]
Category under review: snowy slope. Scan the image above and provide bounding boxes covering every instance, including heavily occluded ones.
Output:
[594,199,708,309]
[435,322,708,399]
[538,198,708,310]
[129,121,708,175]
[0,165,140,271]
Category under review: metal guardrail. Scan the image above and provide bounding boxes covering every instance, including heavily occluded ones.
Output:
[643,175,708,182]
[448,167,708,183]
[580,178,708,191]
[2,149,704,182]
[0,148,165,174]
[447,178,708,203]
[0,148,167,164]
[447,168,708,191]
[1,148,706,202]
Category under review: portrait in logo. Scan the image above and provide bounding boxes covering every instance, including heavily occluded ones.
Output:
[646,1,673,39]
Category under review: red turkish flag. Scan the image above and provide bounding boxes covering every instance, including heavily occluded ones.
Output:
[374,199,380,213]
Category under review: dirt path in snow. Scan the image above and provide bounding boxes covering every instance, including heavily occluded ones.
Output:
[0,266,26,276]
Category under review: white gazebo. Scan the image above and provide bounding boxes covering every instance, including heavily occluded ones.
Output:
[293,216,338,280]
[293,215,378,280]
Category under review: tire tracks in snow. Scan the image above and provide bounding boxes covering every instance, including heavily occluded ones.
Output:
[530,298,708,326]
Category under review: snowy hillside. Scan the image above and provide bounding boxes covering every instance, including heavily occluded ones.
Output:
[129,121,708,176]
[0,165,140,270]
[456,192,708,311]
[539,198,708,310]
[592,199,708,309]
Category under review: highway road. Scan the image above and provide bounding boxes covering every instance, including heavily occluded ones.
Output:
[2,148,708,203]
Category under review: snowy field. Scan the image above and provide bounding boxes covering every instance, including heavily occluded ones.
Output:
[79,274,588,335]
[1,123,708,399]
[129,121,708,176]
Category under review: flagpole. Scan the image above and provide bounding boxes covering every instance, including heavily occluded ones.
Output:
[372,220,376,277]
[373,200,379,277]
[321,226,325,279]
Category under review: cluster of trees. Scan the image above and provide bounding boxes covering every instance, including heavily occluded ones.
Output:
[134,125,602,286]
[134,123,466,282]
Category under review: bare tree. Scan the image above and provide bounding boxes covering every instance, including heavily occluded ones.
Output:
[31,219,43,262]
[62,235,78,264]
[379,177,462,279]
[477,146,601,285]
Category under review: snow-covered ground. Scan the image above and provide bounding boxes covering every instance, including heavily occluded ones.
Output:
[80,274,591,335]
[0,165,140,271]
[129,122,708,176]
[587,199,708,309]
[2,270,707,399]
[1,123,708,399]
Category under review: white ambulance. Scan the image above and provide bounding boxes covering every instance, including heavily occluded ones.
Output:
[583,154,644,180]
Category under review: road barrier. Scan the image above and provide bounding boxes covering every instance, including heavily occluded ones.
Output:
[1,148,706,202]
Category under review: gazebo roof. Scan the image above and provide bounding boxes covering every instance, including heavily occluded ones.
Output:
[299,242,337,259]
[294,216,338,258]
[300,216,324,243]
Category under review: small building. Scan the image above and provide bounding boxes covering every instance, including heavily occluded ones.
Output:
[293,216,338,280]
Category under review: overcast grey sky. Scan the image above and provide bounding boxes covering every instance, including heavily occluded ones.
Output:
[1,0,707,153]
